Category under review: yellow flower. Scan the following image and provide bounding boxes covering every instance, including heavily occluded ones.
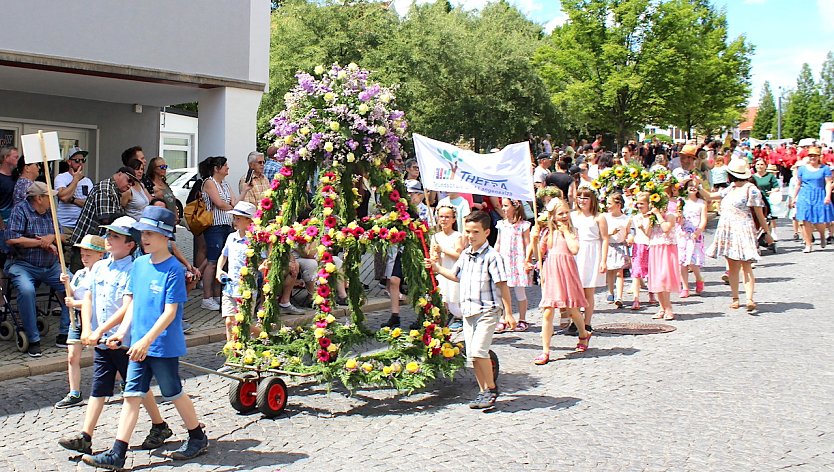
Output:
[324,142,334,153]
[257,309,265,319]
[300,127,310,136]
[453,347,460,355]
[417,297,428,307]
[242,290,252,300]
[318,277,328,285]
[347,152,356,162]
[388,211,398,221]
[324,91,336,102]
[629,168,639,178]
[429,338,440,348]
[391,327,402,338]
[234,341,243,350]
[442,327,451,336]
[337,70,347,80]
[231,325,241,335]
[261,350,272,358]
[380,92,392,103]
[645,181,656,191]
[235,313,245,323]
[409,329,421,338]
[268,234,277,244]
[245,249,255,258]
[270,358,282,368]
[283,135,294,145]
[323,207,333,216]
[243,355,254,364]
[258,331,268,340]
[362,362,374,373]
[326,343,339,353]
[357,104,369,115]
[442,348,455,358]
[377,126,387,135]
[223,341,234,351]
[423,321,431,327]
[348,62,358,71]
[650,193,661,202]
[391,362,402,373]
[262,283,272,294]
[642,171,651,179]
[314,65,325,75]
[614,166,625,177]
[252,217,262,226]
[325,314,336,324]
[384,183,393,192]
[329,121,340,132]
[298,148,309,158]
[325,263,337,273]
[405,361,420,373]
[314,295,325,305]
[591,180,601,189]
[382,366,393,375]
[345,358,358,370]
[431,307,441,318]
[240,266,249,276]
[314,327,326,338]
[600,169,612,179]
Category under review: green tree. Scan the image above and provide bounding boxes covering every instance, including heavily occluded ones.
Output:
[782,63,825,141]
[752,82,776,139]
[647,0,752,138]
[820,51,834,121]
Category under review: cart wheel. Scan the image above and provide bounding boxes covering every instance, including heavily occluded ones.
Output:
[489,350,499,382]
[256,376,288,418]
[228,373,258,414]
[15,329,29,353]
[0,320,14,341]
[36,316,50,336]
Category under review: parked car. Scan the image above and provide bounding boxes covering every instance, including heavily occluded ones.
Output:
[165,167,200,219]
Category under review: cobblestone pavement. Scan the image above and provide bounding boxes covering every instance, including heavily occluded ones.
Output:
[1,223,833,471]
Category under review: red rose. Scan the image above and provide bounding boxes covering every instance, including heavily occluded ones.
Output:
[318,337,331,348]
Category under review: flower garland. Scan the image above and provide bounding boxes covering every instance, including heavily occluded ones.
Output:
[593,163,680,214]
[224,65,465,392]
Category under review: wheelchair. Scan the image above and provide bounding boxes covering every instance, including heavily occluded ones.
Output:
[0,270,60,353]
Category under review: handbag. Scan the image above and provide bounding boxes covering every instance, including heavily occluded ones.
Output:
[183,181,213,236]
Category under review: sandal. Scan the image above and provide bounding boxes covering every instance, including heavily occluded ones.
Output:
[663,312,676,321]
[494,322,507,334]
[729,298,740,309]
[652,310,665,319]
[575,333,592,352]
[514,320,529,332]
[533,352,550,365]
[630,299,641,311]
[746,301,757,313]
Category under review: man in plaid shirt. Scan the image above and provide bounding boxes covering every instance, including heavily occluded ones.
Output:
[70,168,134,246]
[5,182,71,357]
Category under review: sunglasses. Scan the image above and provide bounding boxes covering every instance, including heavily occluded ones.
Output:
[70,158,86,163]
[157,165,168,170]
[255,160,265,165]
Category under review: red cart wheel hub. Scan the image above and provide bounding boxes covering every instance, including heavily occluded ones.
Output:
[239,381,257,407]
[267,383,287,411]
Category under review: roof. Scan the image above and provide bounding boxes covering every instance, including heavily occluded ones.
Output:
[738,107,758,131]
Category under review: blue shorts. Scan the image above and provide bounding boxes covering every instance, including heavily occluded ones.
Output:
[204,225,231,262]
[67,310,82,342]
[91,347,129,398]
[124,356,184,401]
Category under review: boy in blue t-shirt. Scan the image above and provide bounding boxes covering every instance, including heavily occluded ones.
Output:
[82,207,207,470]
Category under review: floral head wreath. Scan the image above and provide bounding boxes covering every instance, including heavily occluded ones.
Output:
[536,187,563,200]
[436,202,457,216]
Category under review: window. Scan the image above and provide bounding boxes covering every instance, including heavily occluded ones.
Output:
[161,133,192,169]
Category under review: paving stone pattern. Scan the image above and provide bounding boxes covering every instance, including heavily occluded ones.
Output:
[0,224,832,471]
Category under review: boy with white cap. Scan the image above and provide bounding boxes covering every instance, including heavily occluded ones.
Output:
[216,201,256,341]
[82,207,206,469]
[59,217,172,457]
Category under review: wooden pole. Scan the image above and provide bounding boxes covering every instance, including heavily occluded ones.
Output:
[37,131,74,331]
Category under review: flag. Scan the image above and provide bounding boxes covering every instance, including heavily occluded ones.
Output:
[413,133,535,201]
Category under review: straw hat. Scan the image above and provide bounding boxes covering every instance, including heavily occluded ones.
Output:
[726,159,751,179]
[679,144,699,157]
[73,234,106,252]
[766,164,778,173]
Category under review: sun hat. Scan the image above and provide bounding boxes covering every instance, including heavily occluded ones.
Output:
[726,159,752,180]
[228,201,257,219]
[766,164,779,173]
[679,144,699,157]
[807,146,821,156]
[73,234,106,252]
[132,206,177,240]
[101,216,138,236]
[405,179,424,193]
[798,138,815,147]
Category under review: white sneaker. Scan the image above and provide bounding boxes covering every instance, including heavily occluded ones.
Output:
[213,296,221,304]
[200,298,221,311]
[278,303,305,315]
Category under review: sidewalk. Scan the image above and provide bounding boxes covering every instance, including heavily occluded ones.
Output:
[0,291,392,381]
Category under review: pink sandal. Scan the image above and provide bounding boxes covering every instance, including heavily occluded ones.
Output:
[575,333,592,352]
[533,352,550,365]
[494,322,507,334]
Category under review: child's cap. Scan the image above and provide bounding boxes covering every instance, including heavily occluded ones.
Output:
[405,179,423,194]
[228,201,257,219]
[101,216,137,236]
[132,206,177,241]
[74,234,106,252]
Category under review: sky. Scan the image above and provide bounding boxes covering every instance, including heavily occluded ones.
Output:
[392,0,834,105]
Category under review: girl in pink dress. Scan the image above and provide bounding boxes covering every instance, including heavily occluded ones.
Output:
[628,192,653,310]
[531,198,591,365]
[643,192,681,320]
[678,181,707,297]
[495,198,532,332]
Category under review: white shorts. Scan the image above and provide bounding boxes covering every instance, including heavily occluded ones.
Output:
[462,308,501,362]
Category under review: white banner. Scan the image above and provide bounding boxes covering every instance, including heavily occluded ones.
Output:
[413,134,535,201]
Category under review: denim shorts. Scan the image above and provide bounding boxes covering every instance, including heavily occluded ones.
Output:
[204,224,231,262]
[91,347,129,398]
[123,356,184,401]
[67,310,83,342]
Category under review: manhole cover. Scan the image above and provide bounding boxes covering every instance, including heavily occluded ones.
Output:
[593,323,676,335]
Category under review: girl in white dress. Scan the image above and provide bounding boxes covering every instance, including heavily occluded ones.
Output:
[571,187,609,329]
[604,193,631,308]
[431,204,465,330]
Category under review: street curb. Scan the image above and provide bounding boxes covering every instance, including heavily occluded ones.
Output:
[0,298,392,381]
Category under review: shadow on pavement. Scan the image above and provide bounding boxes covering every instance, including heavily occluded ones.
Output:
[565,346,640,359]
[674,311,726,321]
[762,301,815,313]
[494,394,581,414]
[131,439,307,471]
[754,261,796,268]
[755,276,795,283]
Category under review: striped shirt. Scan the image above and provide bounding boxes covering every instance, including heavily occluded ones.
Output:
[453,243,508,317]
[203,177,232,226]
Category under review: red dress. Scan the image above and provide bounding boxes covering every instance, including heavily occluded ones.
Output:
[539,231,588,308]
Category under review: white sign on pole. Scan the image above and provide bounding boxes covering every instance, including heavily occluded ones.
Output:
[21,131,61,164]
[413,133,535,201]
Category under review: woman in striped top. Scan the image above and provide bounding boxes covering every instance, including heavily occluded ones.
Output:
[200,156,238,311]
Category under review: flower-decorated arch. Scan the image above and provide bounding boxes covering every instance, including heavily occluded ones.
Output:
[224,64,465,392]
